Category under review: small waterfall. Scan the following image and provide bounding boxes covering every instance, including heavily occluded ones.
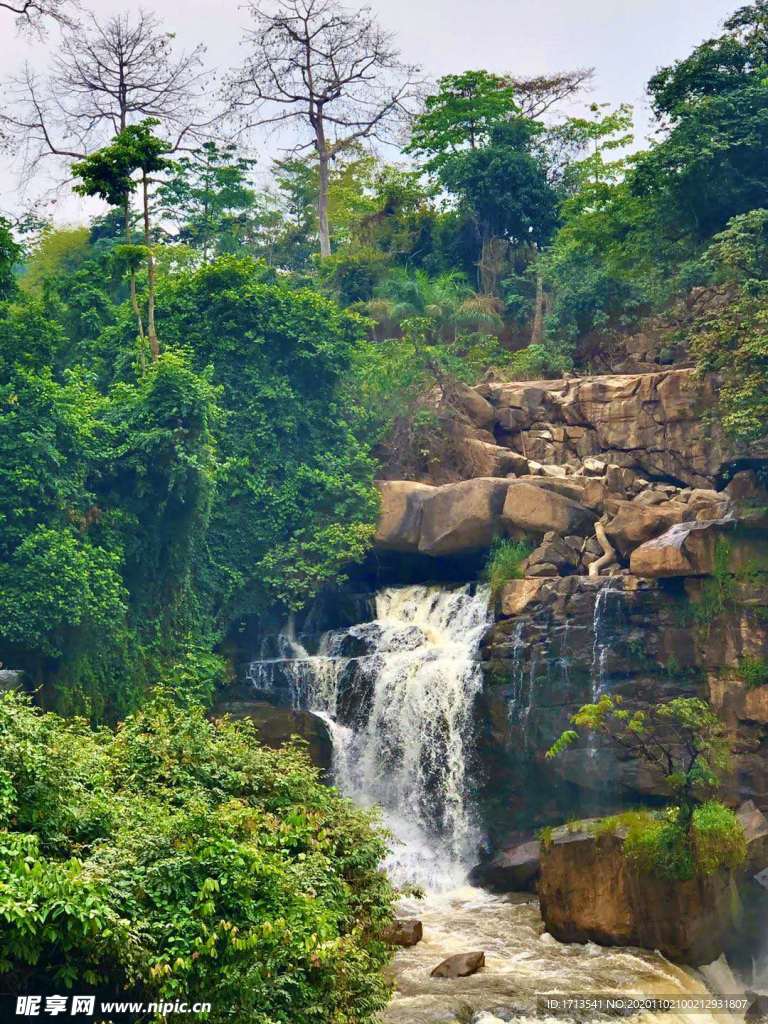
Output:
[247,583,491,890]
[591,580,620,702]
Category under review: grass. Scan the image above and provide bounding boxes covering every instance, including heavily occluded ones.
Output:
[484,537,534,599]
[739,655,768,690]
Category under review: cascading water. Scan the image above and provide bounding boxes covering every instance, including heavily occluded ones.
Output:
[247,583,492,890]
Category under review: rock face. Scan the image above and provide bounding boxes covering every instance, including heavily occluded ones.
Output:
[503,482,596,537]
[430,951,485,978]
[375,480,436,553]
[211,698,333,774]
[481,369,740,489]
[537,823,741,965]
[418,478,510,556]
[630,520,768,578]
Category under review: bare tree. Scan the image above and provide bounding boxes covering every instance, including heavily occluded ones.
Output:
[0,0,78,34]
[231,0,423,257]
[511,69,594,119]
[2,9,219,175]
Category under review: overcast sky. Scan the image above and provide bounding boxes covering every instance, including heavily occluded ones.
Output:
[0,0,740,223]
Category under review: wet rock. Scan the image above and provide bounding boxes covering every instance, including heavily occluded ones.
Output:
[430,950,485,978]
[469,840,540,893]
[419,478,510,556]
[604,502,687,559]
[737,800,768,875]
[375,481,436,552]
[538,822,742,965]
[382,919,423,946]
[499,579,546,616]
[503,482,597,538]
[211,700,333,773]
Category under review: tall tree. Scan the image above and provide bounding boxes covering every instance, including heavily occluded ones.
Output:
[3,10,216,174]
[230,0,422,257]
[73,120,173,359]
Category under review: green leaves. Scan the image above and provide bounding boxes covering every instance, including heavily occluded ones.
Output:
[0,692,396,1022]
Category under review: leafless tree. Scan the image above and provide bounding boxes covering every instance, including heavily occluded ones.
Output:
[2,9,220,175]
[511,68,594,119]
[0,0,78,34]
[231,0,423,257]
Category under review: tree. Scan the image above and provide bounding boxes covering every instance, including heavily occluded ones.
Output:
[157,142,260,262]
[230,0,422,257]
[547,695,730,826]
[0,0,77,34]
[0,218,22,301]
[2,10,216,174]
[688,209,768,442]
[73,120,173,359]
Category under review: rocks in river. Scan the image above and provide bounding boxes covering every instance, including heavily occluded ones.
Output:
[430,950,485,978]
[469,839,540,893]
[381,919,423,947]
[537,815,768,966]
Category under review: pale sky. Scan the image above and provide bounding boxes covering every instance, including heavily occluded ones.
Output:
[0,0,741,223]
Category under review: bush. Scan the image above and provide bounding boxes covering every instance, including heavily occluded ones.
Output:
[0,692,396,1023]
[621,802,746,881]
[739,655,768,690]
[483,538,533,598]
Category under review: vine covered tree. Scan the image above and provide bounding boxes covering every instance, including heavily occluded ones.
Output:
[231,0,423,257]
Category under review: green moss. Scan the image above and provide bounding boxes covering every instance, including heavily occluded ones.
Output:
[483,537,534,599]
[537,825,554,850]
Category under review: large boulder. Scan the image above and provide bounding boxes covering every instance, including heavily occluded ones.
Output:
[430,951,485,978]
[469,839,540,893]
[604,502,687,559]
[538,822,741,965]
[630,519,768,578]
[737,801,768,875]
[502,482,596,538]
[382,919,423,947]
[418,478,510,556]
[375,481,436,553]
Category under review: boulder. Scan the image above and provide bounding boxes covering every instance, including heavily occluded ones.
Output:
[211,700,333,773]
[469,840,540,893]
[726,470,768,506]
[382,919,423,947]
[499,579,546,616]
[452,382,495,430]
[502,482,596,538]
[525,532,579,574]
[634,520,737,577]
[375,481,436,553]
[419,478,510,556]
[430,951,485,978]
[538,822,742,965]
[604,502,687,559]
[462,438,529,478]
[510,476,588,504]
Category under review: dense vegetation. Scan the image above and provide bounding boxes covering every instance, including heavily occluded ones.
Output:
[0,691,395,1021]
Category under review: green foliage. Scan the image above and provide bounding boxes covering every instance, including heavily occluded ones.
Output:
[483,538,533,598]
[547,694,731,823]
[0,217,22,301]
[622,802,746,881]
[19,227,91,296]
[0,691,396,1022]
[739,655,768,690]
[73,120,172,209]
[690,538,735,628]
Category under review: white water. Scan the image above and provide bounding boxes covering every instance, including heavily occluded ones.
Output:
[247,583,492,890]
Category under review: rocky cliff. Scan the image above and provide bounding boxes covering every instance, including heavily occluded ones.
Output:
[373,368,768,841]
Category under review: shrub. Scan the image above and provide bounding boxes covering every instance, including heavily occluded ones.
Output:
[621,802,746,881]
[483,537,533,598]
[739,655,768,690]
[0,692,396,1023]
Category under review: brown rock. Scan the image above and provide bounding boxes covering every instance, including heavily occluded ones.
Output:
[419,478,510,556]
[628,518,766,578]
[381,919,423,947]
[211,701,333,773]
[375,481,436,553]
[453,382,495,430]
[538,822,741,965]
[500,579,546,616]
[430,951,485,978]
[469,840,541,893]
[604,502,687,559]
[503,482,597,538]
[462,438,529,478]
[737,801,768,875]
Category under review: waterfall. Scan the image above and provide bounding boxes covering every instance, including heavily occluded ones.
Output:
[590,580,623,703]
[247,583,491,890]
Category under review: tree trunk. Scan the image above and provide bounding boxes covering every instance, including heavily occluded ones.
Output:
[124,194,145,353]
[530,258,545,346]
[143,173,159,361]
[317,151,331,258]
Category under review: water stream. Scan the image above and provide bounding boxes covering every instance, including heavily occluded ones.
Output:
[247,582,743,1024]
